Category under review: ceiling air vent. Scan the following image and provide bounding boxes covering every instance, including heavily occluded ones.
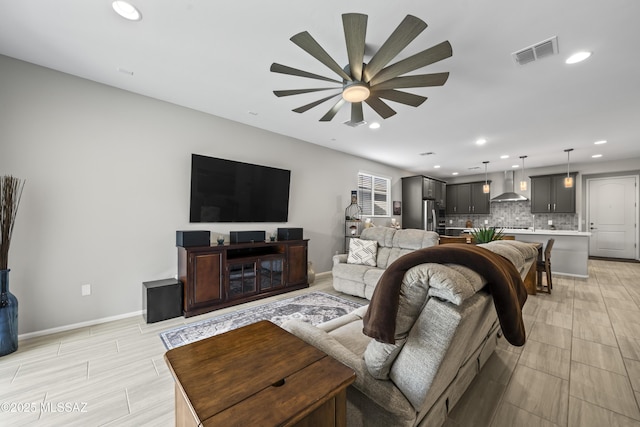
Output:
[512,36,558,65]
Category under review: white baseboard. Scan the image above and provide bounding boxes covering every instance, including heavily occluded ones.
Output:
[18,310,144,341]
[18,272,332,340]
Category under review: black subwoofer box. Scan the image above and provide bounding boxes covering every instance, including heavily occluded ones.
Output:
[230,230,266,244]
[176,230,210,247]
[277,227,303,241]
[143,279,183,323]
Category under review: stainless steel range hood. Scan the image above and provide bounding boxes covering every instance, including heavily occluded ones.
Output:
[491,170,528,202]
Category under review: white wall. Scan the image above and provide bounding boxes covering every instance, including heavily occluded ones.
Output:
[0,55,407,334]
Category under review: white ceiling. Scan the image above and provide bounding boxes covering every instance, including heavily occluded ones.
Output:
[2,0,639,178]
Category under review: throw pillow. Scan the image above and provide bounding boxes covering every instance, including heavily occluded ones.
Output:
[347,238,378,266]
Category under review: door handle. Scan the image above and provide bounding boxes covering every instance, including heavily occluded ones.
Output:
[590,227,597,230]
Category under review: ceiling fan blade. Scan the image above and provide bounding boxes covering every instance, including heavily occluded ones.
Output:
[290,32,352,81]
[292,92,342,113]
[274,87,340,97]
[373,72,450,90]
[270,63,342,83]
[368,41,452,86]
[365,96,397,119]
[373,89,427,107]
[349,102,364,124]
[320,98,347,121]
[342,13,368,81]
[363,15,427,83]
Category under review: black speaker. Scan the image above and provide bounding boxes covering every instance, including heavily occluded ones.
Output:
[277,227,303,241]
[176,230,210,247]
[230,230,266,244]
[143,279,183,323]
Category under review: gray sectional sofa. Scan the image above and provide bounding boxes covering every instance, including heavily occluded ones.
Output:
[333,227,440,299]
[283,238,538,427]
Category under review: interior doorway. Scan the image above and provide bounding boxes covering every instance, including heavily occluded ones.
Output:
[587,175,638,259]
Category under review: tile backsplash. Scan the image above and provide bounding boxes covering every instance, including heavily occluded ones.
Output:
[445,201,579,230]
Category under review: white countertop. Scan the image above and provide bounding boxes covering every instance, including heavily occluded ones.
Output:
[502,229,591,237]
[448,227,591,237]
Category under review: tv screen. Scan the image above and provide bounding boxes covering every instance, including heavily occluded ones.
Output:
[189,154,291,222]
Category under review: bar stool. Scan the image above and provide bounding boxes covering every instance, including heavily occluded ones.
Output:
[536,238,554,293]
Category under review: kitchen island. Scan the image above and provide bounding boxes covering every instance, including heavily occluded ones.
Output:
[501,229,591,278]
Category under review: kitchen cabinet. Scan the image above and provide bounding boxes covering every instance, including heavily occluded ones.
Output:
[402,175,446,230]
[530,173,577,213]
[445,182,490,215]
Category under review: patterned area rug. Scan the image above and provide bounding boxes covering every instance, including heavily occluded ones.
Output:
[159,291,364,350]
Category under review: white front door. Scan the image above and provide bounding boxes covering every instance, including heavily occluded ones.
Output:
[587,176,638,259]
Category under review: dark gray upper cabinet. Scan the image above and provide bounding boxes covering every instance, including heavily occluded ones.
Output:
[445,182,490,215]
[530,173,577,213]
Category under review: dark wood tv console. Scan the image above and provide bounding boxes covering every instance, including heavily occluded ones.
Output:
[177,239,309,317]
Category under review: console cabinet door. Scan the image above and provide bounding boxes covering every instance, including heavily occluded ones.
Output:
[227,261,258,300]
[191,253,223,307]
[259,256,285,291]
[287,242,308,286]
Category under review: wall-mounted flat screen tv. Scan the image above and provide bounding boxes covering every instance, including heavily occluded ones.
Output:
[189,154,291,222]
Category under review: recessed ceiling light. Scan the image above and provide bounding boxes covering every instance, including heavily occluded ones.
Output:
[369,122,380,129]
[434,165,441,169]
[476,138,487,145]
[500,155,509,159]
[594,140,607,145]
[112,1,142,21]
[512,164,519,168]
[592,154,603,158]
[565,51,591,64]
[452,172,459,176]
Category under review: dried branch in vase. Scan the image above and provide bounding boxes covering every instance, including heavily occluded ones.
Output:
[0,175,25,270]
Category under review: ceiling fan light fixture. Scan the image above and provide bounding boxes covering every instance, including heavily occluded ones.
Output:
[342,82,370,103]
[112,1,142,21]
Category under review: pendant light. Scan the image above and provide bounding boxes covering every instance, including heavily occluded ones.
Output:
[564,148,574,188]
[482,161,490,194]
[519,155,528,191]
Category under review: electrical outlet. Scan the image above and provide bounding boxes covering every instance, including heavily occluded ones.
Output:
[81,284,91,296]
[449,219,453,224]
[484,219,489,225]
[548,220,553,225]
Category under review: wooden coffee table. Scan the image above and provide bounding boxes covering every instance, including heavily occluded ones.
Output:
[164,320,356,427]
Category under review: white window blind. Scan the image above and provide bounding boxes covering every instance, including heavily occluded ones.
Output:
[358,172,390,217]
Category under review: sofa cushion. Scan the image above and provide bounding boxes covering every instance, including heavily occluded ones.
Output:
[393,229,440,250]
[347,238,378,266]
[360,226,396,248]
[364,264,431,379]
[363,262,485,380]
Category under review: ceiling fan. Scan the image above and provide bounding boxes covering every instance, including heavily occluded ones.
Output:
[270,13,452,125]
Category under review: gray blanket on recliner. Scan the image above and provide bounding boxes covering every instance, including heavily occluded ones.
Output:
[362,243,528,346]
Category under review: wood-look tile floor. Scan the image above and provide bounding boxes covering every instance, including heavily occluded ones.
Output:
[1,259,639,426]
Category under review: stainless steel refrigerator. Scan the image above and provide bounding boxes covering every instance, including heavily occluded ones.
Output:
[423,199,437,231]
[401,176,446,233]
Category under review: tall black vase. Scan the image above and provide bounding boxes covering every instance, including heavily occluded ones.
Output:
[0,269,18,356]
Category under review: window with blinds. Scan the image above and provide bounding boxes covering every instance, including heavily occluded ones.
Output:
[357,172,391,217]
